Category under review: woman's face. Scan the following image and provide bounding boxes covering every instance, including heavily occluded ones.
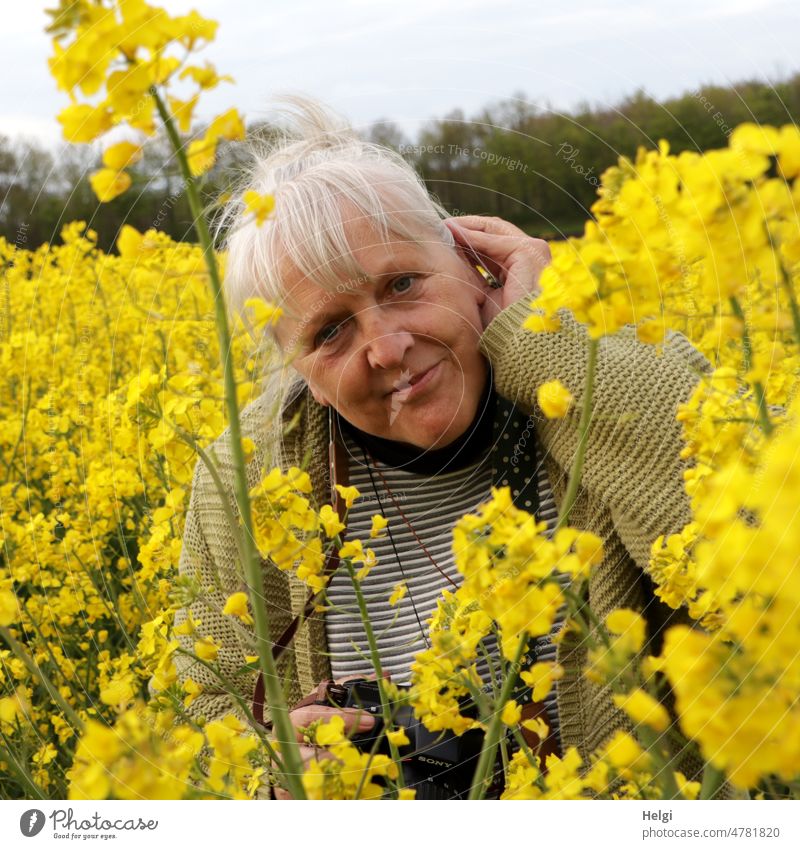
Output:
[273,217,490,450]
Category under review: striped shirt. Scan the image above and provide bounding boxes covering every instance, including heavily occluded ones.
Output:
[325,426,567,748]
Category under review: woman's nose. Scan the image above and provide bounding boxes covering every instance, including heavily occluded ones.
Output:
[365,328,414,371]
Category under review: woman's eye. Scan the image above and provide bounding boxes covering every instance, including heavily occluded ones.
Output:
[391,275,416,294]
[315,320,345,348]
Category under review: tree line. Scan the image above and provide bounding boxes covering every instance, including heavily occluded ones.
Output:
[2,72,799,252]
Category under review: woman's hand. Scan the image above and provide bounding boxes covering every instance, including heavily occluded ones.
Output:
[445,215,551,331]
[273,679,376,800]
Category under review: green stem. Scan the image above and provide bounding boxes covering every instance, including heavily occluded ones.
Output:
[557,337,599,529]
[728,297,751,371]
[637,725,681,799]
[172,647,285,770]
[561,584,612,649]
[774,242,800,343]
[784,289,800,346]
[510,725,543,773]
[729,296,773,436]
[0,737,47,800]
[345,560,405,794]
[0,626,84,734]
[699,763,726,800]
[150,87,305,799]
[162,420,246,567]
[468,635,527,800]
[15,607,76,701]
[752,381,774,435]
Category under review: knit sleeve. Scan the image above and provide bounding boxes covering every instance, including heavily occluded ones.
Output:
[165,400,301,737]
[170,456,264,730]
[478,299,712,572]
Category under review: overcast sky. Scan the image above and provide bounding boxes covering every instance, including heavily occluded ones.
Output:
[2,0,798,149]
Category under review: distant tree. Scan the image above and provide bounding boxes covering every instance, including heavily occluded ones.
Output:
[364,119,410,153]
[5,72,800,250]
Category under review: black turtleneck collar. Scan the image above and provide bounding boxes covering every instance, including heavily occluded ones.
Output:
[335,365,496,475]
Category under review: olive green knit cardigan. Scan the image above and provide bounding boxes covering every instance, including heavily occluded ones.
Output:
[172,300,715,786]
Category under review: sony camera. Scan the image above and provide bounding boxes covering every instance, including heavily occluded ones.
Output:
[323,678,499,799]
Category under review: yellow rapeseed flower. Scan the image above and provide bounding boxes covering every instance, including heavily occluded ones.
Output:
[168,94,199,132]
[335,484,361,509]
[319,504,346,538]
[612,689,670,733]
[187,136,217,176]
[501,699,522,726]
[0,589,19,626]
[315,715,346,746]
[605,609,646,653]
[102,141,143,170]
[194,636,221,662]
[182,678,202,707]
[242,190,276,226]
[57,103,113,143]
[243,297,283,332]
[99,678,134,706]
[388,582,407,607]
[89,168,132,203]
[370,513,389,539]
[386,727,410,747]
[536,379,574,419]
[222,591,254,625]
[521,661,564,701]
[355,548,378,582]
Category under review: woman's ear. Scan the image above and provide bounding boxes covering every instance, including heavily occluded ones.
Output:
[455,245,489,307]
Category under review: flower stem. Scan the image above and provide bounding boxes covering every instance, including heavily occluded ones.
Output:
[729,296,773,436]
[172,647,285,770]
[0,739,47,800]
[557,337,599,528]
[0,626,84,733]
[752,381,774,436]
[700,763,726,800]
[468,635,527,800]
[637,725,681,799]
[345,560,405,794]
[150,87,305,799]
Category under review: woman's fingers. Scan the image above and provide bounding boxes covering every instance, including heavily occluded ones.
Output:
[447,215,550,285]
[446,218,509,282]
[447,214,531,243]
[289,703,375,742]
[273,744,334,800]
[445,215,551,329]
[276,702,374,798]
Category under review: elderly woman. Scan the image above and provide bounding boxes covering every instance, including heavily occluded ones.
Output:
[173,95,708,798]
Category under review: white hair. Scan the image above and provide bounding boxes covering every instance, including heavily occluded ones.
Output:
[214,92,455,470]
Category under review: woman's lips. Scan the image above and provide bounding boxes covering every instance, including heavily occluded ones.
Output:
[391,361,442,402]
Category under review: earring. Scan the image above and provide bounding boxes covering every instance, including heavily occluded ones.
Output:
[475,263,503,289]
[458,241,503,289]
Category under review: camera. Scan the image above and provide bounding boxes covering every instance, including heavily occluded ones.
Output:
[322,678,509,799]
